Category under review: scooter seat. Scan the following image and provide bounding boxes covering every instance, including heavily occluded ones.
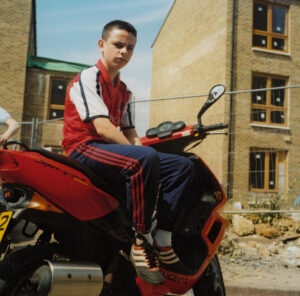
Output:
[31,147,109,191]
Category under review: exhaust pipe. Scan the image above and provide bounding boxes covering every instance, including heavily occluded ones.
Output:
[30,260,103,296]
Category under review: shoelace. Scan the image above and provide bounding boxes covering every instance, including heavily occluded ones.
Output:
[141,241,159,268]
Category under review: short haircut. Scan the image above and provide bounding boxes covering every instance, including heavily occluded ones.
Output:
[102,20,137,40]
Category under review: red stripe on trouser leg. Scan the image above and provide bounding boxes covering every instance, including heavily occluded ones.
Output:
[71,142,159,233]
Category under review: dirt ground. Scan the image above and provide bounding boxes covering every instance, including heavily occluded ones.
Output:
[217,215,300,294]
[219,236,300,293]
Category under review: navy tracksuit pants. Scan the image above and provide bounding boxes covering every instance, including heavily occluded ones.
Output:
[70,141,194,233]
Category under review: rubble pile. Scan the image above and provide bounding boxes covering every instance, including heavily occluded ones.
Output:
[218,214,300,268]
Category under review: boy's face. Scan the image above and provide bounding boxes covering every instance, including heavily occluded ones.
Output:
[98,28,136,72]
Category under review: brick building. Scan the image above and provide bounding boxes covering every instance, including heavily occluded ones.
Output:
[24,57,88,150]
[151,0,300,206]
[0,0,88,151]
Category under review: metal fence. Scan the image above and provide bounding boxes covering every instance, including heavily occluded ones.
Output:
[14,85,300,213]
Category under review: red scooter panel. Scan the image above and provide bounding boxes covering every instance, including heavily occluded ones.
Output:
[0,150,119,220]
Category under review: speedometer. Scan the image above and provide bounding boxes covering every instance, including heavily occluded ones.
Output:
[145,121,186,138]
[157,121,174,132]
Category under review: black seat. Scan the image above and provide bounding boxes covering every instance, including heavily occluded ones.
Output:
[31,147,109,191]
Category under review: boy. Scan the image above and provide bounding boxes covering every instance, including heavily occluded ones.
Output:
[62,20,194,285]
[0,107,19,145]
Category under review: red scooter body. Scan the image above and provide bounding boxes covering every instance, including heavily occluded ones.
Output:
[0,148,119,220]
[0,138,227,296]
[137,129,227,295]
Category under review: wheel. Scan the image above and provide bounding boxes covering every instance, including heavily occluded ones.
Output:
[1,267,50,296]
[191,255,226,296]
[0,244,59,296]
[104,254,140,296]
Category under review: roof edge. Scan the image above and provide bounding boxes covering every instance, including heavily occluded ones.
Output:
[27,56,90,73]
[151,0,176,48]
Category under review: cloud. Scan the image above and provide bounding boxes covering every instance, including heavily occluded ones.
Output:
[37,0,172,16]
[36,0,173,34]
[36,0,173,104]
[128,6,172,25]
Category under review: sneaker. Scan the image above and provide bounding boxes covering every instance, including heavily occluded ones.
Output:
[130,234,165,285]
[154,242,194,275]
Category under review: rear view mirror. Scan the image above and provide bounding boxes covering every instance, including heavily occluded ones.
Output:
[207,85,226,104]
[197,84,226,125]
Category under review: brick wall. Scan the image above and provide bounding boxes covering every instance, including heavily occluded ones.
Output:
[231,0,300,203]
[151,0,300,205]
[0,0,77,149]
[0,0,33,126]
[151,0,232,189]
[24,68,75,148]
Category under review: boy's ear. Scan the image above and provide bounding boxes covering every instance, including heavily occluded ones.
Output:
[98,39,104,50]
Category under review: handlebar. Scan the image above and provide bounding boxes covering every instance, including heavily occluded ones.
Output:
[195,123,228,133]
[2,140,29,150]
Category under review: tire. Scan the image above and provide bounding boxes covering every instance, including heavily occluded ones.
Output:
[1,267,50,296]
[0,244,59,296]
[192,255,226,296]
[103,254,140,296]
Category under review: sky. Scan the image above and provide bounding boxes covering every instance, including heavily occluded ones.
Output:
[36,0,174,101]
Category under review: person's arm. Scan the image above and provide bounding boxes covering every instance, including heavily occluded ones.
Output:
[123,127,142,146]
[0,117,20,145]
[93,117,132,145]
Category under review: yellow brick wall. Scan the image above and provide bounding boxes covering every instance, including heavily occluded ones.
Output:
[0,0,32,125]
[151,0,300,205]
[24,68,75,148]
[151,0,231,99]
[230,0,300,203]
[151,0,232,189]
[0,0,74,149]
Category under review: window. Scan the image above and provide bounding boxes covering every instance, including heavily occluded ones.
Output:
[251,74,288,126]
[249,149,286,192]
[253,1,288,52]
[49,78,69,120]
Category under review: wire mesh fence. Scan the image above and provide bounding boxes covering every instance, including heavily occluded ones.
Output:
[14,84,300,213]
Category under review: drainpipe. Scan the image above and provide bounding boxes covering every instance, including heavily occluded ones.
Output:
[227,0,237,200]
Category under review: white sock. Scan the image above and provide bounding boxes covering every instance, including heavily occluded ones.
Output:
[137,232,153,245]
[153,229,172,247]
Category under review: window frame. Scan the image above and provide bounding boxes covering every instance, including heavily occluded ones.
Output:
[252,1,289,52]
[48,77,70,121]
[251,73,288,127]
[249,149,286,193]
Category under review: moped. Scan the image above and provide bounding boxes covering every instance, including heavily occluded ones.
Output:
[0,85,228,295]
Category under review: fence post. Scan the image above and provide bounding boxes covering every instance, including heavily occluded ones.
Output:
[34,118,39,147]
[30,118,35,148]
